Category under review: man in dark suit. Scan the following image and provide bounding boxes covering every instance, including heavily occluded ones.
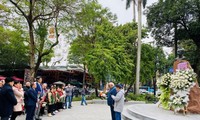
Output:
[107,82,117,120]
[35,76,43,96]
[0,77,17,120]
[35,76,43,120]
[25,82,38,120]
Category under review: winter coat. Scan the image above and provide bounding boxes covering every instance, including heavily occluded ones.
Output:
[0,83,17,117]
[107,87,117,106]
[13,87,24,112]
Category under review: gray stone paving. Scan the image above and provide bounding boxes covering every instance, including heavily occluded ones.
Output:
[15,100,200,120]
[126,104,200,120]
[17,102,111,120]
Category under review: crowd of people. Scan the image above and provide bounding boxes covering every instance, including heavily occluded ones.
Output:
[0,76,88,120]
[0,76,125,120]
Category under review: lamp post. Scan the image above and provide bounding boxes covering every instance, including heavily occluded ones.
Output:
[154,44,160,96]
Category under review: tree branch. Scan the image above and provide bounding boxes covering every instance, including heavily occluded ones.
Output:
[9,0,28,20]
[40,12,59,58]
[32,11,55,22]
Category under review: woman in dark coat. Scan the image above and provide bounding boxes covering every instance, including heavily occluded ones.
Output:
[0,77,17,120]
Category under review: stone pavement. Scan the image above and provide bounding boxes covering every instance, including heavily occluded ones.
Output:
[123,104,200,120]
[17,102,112,120]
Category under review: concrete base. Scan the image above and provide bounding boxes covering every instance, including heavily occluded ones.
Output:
[122,104,200,120]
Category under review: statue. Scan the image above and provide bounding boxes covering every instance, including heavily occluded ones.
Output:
[173,48,191,72]
[173,48,200,114]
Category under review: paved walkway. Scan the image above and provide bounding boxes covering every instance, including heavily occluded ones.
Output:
[17,102,111,120]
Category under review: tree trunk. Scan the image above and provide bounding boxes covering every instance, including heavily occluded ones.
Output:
[174,22,178,58]
[29,23,36,82]
[135,0,142,94]
[125,80,134,97]
[35,55,42,76]
[95,86,98,97]
[133,0,136,21]
[83,64,86,88]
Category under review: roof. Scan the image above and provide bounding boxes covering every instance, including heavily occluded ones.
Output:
[40,64,87,73]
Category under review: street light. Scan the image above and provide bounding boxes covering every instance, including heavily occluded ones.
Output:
[154,44,160,96]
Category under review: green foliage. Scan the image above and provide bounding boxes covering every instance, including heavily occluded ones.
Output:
[86,92,98,100]
[140,44,156,83]
[146,0,200,80]
[73,96,82,101]
[159,87,171,110]
[127,93,146,101]
[42,49,54,67]
[0,26,29,69]
[165,54,175,73]
[69,0,167,86]
[126,93,157,103]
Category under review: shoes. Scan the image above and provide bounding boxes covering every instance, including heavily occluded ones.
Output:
[35,118,42,120]
[48,113,52,117]
[52,112,55,115]
[55,110,58,113]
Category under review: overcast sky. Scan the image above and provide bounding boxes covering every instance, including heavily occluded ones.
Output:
[98,0,158,25]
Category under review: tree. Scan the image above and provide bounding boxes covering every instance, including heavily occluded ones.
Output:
[85,20,134,84]
[146,0,200,79]
[125,0,147,94]
[69,0,117,87]
[4,0,82,81]
[135,0,147,94]
[0,26,29,72]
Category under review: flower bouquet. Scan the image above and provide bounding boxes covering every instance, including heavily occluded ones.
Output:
[169,69,197,114]
[169,92,189,113]
[157,73,172,88]
[157,73,172,109]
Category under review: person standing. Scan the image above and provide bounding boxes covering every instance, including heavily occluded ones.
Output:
[81,85,88,106]
[35,76,43,120]
[23,82,31,92]
[65,84,73,109]
[25,82,37,120]
[39,83,48,116]
[56,87,64,111]
[35,76,43,97]
[111,84,125,120]
[47,88,55,117]
[107,82,117,120]
[11,81,24,120]
[0,77,17,120]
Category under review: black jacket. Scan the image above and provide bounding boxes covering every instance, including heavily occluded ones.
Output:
[0,83,17,117]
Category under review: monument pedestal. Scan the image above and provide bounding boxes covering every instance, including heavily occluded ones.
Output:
[122,104,200,120]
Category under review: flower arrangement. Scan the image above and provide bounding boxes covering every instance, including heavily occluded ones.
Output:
[157,73,172,109]
[157,73,172,88]
[169,91,189,112]
[158,69,197,113]
[169,69,197,113]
